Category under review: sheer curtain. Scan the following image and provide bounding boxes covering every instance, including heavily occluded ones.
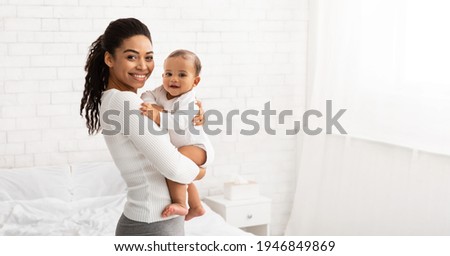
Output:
[285,0,450,235]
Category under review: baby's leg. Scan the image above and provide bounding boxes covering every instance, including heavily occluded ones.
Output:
[178,145,206,166]
[178,146,207,221]
[185,183,205,221]
[162,180,188,218]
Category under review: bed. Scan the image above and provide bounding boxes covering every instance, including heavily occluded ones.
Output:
[0,162,252,236]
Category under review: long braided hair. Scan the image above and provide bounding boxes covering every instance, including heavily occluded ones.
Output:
[80,18,152,135]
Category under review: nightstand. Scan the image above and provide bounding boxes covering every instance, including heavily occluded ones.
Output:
[204,195,271,236]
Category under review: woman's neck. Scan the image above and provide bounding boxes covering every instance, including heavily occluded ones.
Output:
[106,77,137,93]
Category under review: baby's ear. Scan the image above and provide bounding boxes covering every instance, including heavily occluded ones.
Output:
[193,76,201,87]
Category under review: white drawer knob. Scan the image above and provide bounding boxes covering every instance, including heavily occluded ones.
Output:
[247,214,253,219]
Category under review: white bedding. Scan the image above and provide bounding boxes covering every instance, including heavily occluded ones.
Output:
[0,195,250,236]
[0,163,252,236]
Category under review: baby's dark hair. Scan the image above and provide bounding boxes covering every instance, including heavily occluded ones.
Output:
[80,18,152,135]
[166,49,202,76]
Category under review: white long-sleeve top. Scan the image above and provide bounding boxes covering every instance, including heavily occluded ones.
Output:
[141,86,196,131]
[141,86,214,167]
[100,89,199,223]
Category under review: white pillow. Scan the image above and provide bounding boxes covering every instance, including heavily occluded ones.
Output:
[70,162,127,200]
[0,165,72,201]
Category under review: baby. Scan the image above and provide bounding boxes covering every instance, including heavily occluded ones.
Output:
[140,49,214,221]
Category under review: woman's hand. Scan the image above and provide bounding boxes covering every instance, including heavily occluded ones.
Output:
[193,99,204,126]
[140,103,163,125]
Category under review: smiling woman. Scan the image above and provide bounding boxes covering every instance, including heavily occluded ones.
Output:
[79,18,204,236]
[104,35,154,92]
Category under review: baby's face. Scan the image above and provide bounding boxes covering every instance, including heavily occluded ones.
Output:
[162,56,200,100]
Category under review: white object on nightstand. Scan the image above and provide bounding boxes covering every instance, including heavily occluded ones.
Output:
[223,181,259,200]
[204,195,271,236]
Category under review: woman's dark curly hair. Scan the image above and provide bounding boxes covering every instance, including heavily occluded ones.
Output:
[80,18,152,135]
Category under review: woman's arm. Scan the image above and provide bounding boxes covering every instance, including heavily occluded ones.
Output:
[140,99,205,128]
[110,92,200,184]
[193,99,204,126]
[140,102,162,126]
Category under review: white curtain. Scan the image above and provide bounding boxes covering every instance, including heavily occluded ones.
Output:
[286,0,450,235]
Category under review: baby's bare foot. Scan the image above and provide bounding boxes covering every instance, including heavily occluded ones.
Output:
[185,206,206,221]
[161,203,188,218]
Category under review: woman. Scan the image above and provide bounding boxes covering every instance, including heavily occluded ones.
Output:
[80,18,205,235]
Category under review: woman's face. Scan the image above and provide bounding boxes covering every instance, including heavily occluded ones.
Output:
[105,35,154,92]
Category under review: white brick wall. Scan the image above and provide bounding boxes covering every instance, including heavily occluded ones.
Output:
[0,0,308,235]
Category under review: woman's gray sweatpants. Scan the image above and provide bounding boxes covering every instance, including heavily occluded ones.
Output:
[115,213,185,236]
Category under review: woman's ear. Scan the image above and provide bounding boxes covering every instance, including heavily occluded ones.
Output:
[104,51,113,68]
